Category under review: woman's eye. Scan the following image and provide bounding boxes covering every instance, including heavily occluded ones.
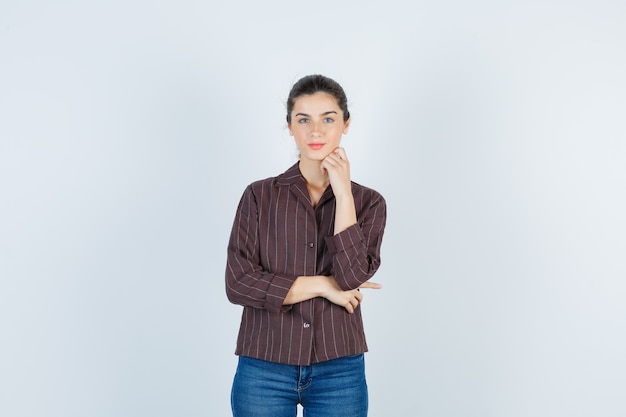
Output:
[324,117,334,123]
[298,118,309,123]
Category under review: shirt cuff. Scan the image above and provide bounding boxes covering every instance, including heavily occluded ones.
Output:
[324,224,365,254]
[264,273,295,313]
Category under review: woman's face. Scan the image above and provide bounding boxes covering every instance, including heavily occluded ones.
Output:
[288,92,350,162]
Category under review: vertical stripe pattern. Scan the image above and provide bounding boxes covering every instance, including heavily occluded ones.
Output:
[225,162,386,365]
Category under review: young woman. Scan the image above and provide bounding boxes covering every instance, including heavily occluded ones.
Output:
[225,74,387,417]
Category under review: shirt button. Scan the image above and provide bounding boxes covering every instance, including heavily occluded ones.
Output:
[303,322,311,328]
[307,242,314,248]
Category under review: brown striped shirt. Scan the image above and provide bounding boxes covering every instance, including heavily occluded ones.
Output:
[225,162,386,365]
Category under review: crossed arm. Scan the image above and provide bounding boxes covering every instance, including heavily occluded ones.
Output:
[284,274,381,314]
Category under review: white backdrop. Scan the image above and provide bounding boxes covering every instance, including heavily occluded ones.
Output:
[1,1,625,416]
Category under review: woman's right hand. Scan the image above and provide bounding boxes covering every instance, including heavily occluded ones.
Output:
[322,276,382,314]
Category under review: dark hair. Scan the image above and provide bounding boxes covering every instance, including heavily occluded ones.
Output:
[286,74,350,123]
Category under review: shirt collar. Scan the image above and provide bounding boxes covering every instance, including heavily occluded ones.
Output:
[275,161,335,208]
[275,162,305,187]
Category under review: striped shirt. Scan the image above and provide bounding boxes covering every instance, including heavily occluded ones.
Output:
[225,162,386,365]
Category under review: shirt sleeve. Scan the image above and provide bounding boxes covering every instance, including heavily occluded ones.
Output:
[225,185,294,313]
[324,190,387,290]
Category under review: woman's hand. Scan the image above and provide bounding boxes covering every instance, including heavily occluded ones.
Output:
[320,147,352,200]
[284,275,381,310]
[322,147,357,234]
[322,276,382,314]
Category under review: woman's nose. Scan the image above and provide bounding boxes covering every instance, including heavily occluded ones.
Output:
[311,120,323,135]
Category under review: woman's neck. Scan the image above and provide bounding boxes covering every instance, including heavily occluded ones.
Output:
[299,159,329,190]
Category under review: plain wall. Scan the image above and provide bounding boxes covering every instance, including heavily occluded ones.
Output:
[1,1,625,416]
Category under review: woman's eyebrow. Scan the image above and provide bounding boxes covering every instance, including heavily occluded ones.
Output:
[295,111,338,117]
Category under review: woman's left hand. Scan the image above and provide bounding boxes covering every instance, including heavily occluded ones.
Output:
[321,147,351,199]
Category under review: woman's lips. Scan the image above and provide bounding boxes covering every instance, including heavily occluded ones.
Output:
[308,143,325,150]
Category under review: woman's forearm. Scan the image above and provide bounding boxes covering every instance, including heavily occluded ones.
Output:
[284,274,382,314]
[283,275,331,305]
[333,194,357,235]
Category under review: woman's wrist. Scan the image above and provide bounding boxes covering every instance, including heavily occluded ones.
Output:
[333,190,354,204]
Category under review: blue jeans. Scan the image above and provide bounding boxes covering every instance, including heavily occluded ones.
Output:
[231,354,368,417]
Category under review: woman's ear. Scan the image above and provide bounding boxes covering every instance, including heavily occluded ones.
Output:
[343,117,351,134]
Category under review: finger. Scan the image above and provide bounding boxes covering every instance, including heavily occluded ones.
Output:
[359,281,382,290]
[345,302,354,314]
[320,159,330,174]
[334,147,348,160]
[320,158,339,175]
[324,153,340,165]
